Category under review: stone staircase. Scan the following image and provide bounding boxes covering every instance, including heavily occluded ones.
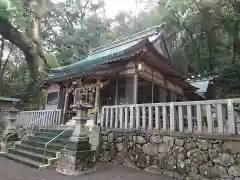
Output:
[5,128,73,169]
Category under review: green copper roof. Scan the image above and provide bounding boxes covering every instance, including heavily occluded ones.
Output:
[46,26,163,81]
[0,96,20,102]
[188,77,214,98]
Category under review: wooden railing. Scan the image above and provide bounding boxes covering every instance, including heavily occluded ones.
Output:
[100,99,240,134]
[17,109,62,127]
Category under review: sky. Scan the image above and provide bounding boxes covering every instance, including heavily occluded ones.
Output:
[104,0,148,18]
[53,0,153,18]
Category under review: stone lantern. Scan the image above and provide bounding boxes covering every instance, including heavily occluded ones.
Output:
[70,92,93,141]
[56,92,97,175]
[4,105,19,136]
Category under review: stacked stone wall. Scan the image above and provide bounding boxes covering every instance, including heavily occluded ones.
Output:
[100,129,240,180]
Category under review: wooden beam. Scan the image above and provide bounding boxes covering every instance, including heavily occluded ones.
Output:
[119,67,135,76]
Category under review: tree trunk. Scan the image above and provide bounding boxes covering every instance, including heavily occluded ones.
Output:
[207,35,213,73]
[0,37,5,91]
[233,21,240,60]
[0,46,14,91]
[0,16,39,80]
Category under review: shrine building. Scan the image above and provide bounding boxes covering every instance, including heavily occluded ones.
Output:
[40,25,203,124]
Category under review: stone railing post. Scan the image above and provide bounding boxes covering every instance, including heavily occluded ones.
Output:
[4,106,19,137]
[0,106,19,153]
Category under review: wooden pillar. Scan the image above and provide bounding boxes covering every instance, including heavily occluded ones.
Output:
[94,79,101,125]
[151,70,154,103]
[171,92,176,102]
[63,84,69,123]
[95,85,100,108]
[133,73,138,104]
[57,83,65,124]
[125,77,133,104]
[115,78,119,105]
[159,87,166,102]
[57,83,65,109]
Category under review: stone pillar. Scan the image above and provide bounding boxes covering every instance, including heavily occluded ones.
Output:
[56,93,97,176]
[1,106,19,153]
[89,126,100,158]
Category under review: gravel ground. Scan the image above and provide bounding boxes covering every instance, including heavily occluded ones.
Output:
[0,157,171,180]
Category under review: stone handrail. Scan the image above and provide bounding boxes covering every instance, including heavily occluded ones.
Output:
[4,112,53,152]
[42,123,76,165]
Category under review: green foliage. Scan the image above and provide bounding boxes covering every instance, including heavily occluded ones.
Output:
[1,0,240,110]
[0,0,9,20]
[41,0,111,66]
[0,0,26,26]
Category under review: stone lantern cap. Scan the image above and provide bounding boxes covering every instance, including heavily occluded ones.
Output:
[8,106,19,113]
[7,106,19,121]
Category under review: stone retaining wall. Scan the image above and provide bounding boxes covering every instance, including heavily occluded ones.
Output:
[99,129,240,180]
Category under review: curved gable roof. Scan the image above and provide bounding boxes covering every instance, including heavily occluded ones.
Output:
[46,25,170,81]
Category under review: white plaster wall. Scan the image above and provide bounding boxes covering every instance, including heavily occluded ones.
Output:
[45,83,60,110]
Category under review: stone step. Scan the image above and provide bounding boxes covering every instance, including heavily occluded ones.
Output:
[15,144,58,157]
[5,153,47,169]
[39,128,73,134]
[34,131,72,139]
[27,136,71,145]
[4,127,75,170]
[22,139,66,151]
[7,148,56,164]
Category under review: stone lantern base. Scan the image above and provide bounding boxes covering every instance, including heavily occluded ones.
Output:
[56,136,97,175]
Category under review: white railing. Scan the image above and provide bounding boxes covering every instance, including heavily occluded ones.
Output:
[17,109,62,127]
[100,99,240,134]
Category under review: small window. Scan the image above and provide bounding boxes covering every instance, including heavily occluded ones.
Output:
[46,92,58,105]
